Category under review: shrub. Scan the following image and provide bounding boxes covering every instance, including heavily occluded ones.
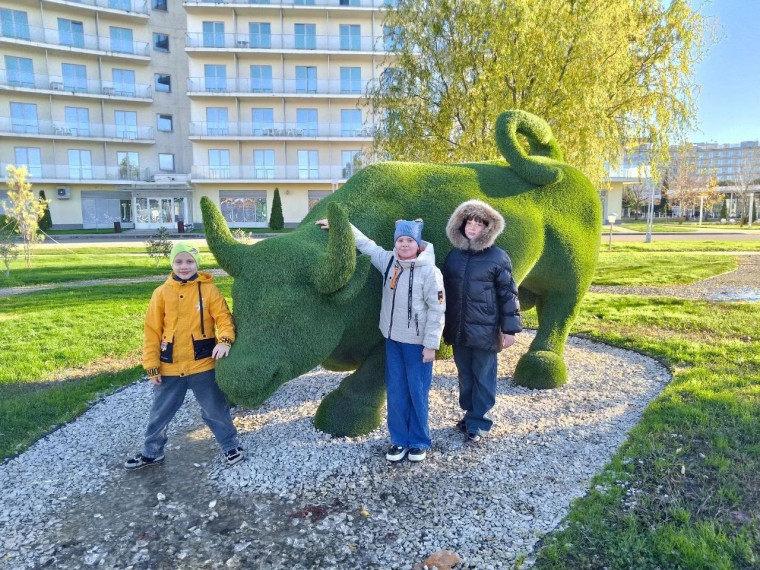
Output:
[145,227,173,268]
[38,190,53,232]
[269,188,284,230]
[0,226,19,277]
[720,200,728,220]
[232,228,253,244]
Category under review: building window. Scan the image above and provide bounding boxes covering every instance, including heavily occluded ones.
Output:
[204,64,227,92]
[294,0,315,5]
[341,109,362,136]
[295,66,317,94]
[296,108,318,136]
[152,0,167,10]
[58,18,85,48]
[115,110,137,139]
[251,65,272,92]
[253,150,275,179]
[206,107,229,135]
[249,23,271,48]
[342,150,362,178]
[381,67,401,91]
[1,9,30,40]
[340,67,361,94]
[308,190,331,210]
[5,56,34,87]
[68,149,93,179]
[155,73,171,92]
[153,33,169,52]
[110,26,134,53]
[62,63,88,93]
[109,0,131,10]
[112,68,136,96]
[252,108,274,135]
[117,151,140,180]
[383,25,403,51]
[10,102,38,134]
[14,147,42,177]
[157,114,173,132]
[64,106,90,137]
[158,153,174,171]
[203,21,225,48]
[340,24,360,51]
[294,23,316,49]
[219,191,267,224]
[209,149,230,179]
[298,150,319,179]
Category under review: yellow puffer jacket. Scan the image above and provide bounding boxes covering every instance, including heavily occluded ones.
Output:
[143,272,235,378]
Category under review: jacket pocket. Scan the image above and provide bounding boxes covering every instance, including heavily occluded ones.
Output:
[159,339,174,363]
[192,336,216,360]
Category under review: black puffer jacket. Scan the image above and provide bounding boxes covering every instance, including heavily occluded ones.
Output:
[442,200,522,352]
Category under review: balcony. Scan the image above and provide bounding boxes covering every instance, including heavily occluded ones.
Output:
[0,71,152,100]
[191,164,352,182]
[183,0,394,8]
[0,25,150,59]
[42,0,150,17]
[186,32,383,53]
[0,117,155,142]
[0,163,153,182]
[189,121,375,138]
[186,77,370,97]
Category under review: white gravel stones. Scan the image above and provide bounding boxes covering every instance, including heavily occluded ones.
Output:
[0,332,670,569]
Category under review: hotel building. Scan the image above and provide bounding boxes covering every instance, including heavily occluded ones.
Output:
[0,0,394,230]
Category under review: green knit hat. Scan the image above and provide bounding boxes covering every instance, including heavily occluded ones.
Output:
[170,242,201,267]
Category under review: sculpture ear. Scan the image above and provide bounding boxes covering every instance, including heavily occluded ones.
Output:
[310,202,357,294]
[327,254,371,305]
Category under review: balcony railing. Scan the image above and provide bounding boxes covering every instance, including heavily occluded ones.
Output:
[189,121,375,138]
[0,117,155,140]
[183,0,396,8]
[191,164,353,180]
[186,32,383,52]
[187,76,370,96]
[0,163,153,181]
[43,0,150,15]
[0,70,152,99]
[0,25,150,57]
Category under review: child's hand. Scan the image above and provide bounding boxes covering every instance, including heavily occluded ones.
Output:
[315,219,329,229]
[422,348,436,363]
[149,375,162,385]
[212,343,230,359]
[501,334,515,349]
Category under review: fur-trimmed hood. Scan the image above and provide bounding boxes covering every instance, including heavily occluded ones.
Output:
[445,200,505,251]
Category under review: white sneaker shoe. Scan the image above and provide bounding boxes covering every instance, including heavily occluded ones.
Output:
[385,445,407,462]
[407,448,426,462]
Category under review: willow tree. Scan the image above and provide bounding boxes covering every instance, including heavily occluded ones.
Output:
[370,0,710,185]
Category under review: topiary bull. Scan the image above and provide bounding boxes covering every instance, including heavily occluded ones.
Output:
[201,109,601,436]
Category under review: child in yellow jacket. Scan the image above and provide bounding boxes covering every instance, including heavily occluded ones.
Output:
[125,242,244,469]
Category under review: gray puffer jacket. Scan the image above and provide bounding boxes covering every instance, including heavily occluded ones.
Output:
[442,200,522,352]
[351,225,445,349]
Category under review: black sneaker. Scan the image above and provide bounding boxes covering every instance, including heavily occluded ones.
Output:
[466,433,483,447]
[385,445,407,462]
[408,448,426,462]
[124,453,164,470]
[455,419,467,433]
[224,446,245,466]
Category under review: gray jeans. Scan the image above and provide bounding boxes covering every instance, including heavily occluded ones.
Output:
[143,369,239,458]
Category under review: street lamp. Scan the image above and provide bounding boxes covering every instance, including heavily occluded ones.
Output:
[607,213,617,251]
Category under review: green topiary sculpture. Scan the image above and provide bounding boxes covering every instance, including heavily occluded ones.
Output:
[269,187,284,230]
[201,110,601,436]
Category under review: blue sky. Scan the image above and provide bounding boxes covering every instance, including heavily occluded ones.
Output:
[687,0,760,144]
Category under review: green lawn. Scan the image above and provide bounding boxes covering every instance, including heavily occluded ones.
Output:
[0,244,758,567]
[620,222,699,232]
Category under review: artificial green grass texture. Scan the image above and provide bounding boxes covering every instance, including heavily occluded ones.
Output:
[528,295,760,569]
[202,110,602,435]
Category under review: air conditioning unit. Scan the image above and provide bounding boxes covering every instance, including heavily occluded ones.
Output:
[56,186,71,200]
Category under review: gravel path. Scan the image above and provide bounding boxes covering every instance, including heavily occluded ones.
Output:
[1,333,670,569]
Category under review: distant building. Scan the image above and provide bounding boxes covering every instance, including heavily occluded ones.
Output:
[0,0,394,230]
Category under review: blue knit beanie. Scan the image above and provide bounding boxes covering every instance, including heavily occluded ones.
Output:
[394,219,424,248]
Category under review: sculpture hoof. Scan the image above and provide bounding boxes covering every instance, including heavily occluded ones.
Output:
[313,389,383,437]
[513,350,567,389]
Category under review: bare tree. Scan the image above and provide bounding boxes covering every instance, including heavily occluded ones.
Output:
[732,151,760,222]
[665,145,717,222]
[623,183,650,220]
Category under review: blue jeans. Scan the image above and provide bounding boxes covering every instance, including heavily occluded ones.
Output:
[385,339,433,450]
[453,345,498,436]
[143,369,239,458]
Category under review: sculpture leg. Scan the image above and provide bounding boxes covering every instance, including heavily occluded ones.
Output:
[314,342,386,436]
[513,291,581,389]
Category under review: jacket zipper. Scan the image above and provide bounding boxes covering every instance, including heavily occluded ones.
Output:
[387,262,401,338]
[458,252,471,343]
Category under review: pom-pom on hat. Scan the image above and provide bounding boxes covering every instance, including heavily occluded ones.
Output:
[170,242,201,267]
[394,219,424,248]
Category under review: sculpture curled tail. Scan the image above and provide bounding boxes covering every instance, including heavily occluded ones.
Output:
[494,110,565,186]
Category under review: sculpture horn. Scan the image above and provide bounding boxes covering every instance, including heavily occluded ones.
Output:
[200,196,248,278]
[311,202,357,294]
